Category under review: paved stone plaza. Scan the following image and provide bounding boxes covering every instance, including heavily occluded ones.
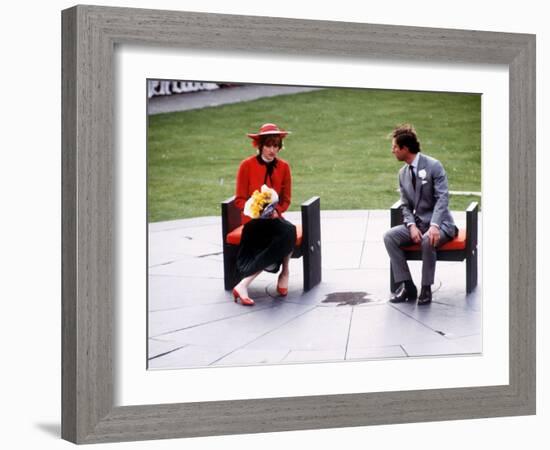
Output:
[148,210,482,370]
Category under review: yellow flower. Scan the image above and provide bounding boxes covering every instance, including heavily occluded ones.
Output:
[243,185,279,219]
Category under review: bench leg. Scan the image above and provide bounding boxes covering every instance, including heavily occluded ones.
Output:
[302,197,322,292]
[466,248,478,294]
[303,243,321,292]
[223,244,241,291]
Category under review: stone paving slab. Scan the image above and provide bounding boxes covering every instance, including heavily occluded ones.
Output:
[148,257,224,278]
[155,302,316,353]
[360,241,391,269]
[243,306,353,353]
[212,348,292,366]
[149,302,274,338]
[323,241,364,270]
[147,209,483,369]
[149,227,221,258]
[149,344,227,369]
[321,216,368,243]
[148,276,228,311]
[447,334,483,353]
[148,338,188,360]
[365,211,391,242]
[282,349,348,364]
[402,340,472,358]
[391,299,481,338]
[347,304,451,349]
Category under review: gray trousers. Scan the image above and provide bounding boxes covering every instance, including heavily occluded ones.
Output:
[383,225,453,287]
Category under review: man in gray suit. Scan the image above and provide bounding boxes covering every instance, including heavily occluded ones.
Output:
[383,124,458,305]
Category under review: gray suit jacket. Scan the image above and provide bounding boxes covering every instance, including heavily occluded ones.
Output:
[398,153,458,238]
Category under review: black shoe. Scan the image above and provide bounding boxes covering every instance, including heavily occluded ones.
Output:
[418,285,432,305]
[389,282,417,303]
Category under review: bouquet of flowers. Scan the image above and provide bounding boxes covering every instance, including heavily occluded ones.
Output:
[243,184,279,219]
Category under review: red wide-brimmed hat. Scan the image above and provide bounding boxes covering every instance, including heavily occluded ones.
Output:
[247,123,291,147]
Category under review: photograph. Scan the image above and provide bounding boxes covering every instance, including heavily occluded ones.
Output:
[146,79,482,370]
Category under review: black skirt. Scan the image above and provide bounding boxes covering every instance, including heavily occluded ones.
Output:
[236,218,296,278]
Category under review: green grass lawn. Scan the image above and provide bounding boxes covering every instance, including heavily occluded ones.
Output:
[148,87,481,222]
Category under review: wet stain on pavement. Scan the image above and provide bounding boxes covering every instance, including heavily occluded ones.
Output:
[322,291,374,306]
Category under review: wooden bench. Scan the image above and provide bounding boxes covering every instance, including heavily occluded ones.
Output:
[390,200,479,294]
[221,196,322,292]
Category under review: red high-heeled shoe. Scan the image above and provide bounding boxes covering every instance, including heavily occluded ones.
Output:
[276,286,288,296]
[276,275,288,296]
[232,288,255,306]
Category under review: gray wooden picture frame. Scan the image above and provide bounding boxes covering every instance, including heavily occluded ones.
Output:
[61,4,536,444]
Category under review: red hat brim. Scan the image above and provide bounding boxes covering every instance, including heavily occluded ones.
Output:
[247,130,289,140]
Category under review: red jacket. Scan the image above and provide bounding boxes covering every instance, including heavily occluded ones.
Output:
[234,155,292,224]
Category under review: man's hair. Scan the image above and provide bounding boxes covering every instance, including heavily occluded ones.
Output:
[392,124,421,154]
[258,135,283,151]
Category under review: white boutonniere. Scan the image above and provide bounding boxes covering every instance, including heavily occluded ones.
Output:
[418,169,427,179]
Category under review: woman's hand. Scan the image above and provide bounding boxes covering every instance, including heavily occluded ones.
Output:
[271,209,280,219]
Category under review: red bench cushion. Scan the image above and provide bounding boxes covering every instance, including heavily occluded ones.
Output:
[402,228,466,251]
[226,224,303,247]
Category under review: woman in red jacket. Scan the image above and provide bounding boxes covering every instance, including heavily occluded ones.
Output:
[232,123,297,306]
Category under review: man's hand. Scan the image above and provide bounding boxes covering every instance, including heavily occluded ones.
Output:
[408,224,422,244]
[427,225,441,247]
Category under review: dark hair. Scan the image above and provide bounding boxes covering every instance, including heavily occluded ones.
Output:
[258,135,283,151]
[392,124,421,154]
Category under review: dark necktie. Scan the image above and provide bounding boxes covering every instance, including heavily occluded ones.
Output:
[409,165,416,190]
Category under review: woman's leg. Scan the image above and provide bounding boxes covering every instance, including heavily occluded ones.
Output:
[234,270,262,299]
[277,252,292,292]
